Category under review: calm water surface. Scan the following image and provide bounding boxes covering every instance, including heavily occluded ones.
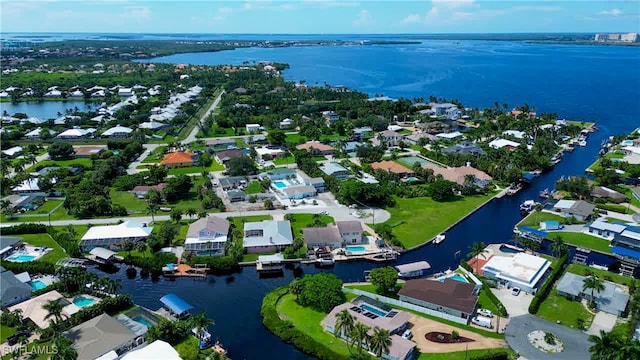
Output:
[0,100,96,120]
[100,41,639,359]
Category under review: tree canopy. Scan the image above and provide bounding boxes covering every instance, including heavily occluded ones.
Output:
[369,267,398,293]
[296,273,346,313]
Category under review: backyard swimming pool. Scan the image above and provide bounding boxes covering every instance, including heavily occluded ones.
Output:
[72,296,96,308]
[273,181,287,189]
[439,274,469,283]
[401,156,444,168]
[346,246,366,253]
[360,304,388,317]
[132,315,155,328]
[499,245,522,254]
[31,280,47,291]
[6,254,37,262]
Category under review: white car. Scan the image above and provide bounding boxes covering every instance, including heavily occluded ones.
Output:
[402,329,413,339]
[512,287,521,296]
[477,308,493,318]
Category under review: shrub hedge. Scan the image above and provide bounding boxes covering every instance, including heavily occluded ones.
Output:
[261,286,349,360]
[0,223,48,235]
[470,351,511,360]
[0,260,56,275]
[481,283,509,317]
[528,254,569,314]
[123,252,177,272]
[460,260,473,272]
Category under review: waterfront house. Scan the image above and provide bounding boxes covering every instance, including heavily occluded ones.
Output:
[303,226,343,249]
[63,313,146,360]
[2,146,23,158]
[160,152,195,168]
[73,145,106,158]
[591,186,627,203]
[131,183,166,199]
[488,138,521,150]
[587,219,626,240]
[0,271,32,307]
[371,161,415,178]
[378,130,403,148]
[101,125,133,138]
[398,278,477,321]
[215,149,245,164]
[246,124,261,133]
[283,185,317,199]
[79,221,153,251]
[552,200,596,221]
[44,89,62,97]
[320,162,350,180]
[481,253,551,293]
[556,272,629,316]
[243,220,293,253]
[296,141,334,155]
[442,141,487,156]
[185,215,230,256]
[337,221,364,244]
[322,297,415,360]
[395,261,432,279]
[120,340,181,360]
[424,164,492,188]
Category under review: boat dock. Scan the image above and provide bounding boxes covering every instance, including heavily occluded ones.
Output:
[162,261,208,278]
[256,253,285,273]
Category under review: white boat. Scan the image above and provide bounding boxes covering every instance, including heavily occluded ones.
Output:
[317,258,335,266]
[433,234,446,244]
[579,140,587,147]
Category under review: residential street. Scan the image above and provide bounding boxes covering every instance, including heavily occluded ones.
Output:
[182,90,225,144]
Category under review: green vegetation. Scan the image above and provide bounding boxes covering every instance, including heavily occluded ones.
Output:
[384,194,495,248]
[245,181,264,194]
[343,283,403,299]
[368,266,399,294]
[551,232,611,253]
[166,161,225,175]
[229,215,273,229]
[529,254,569,314]
[517,211,567,228]
[286,213,335,239]
[0,325,16,343]
[284,133,307,144]
[273,155,296,165]
[140,146,168,163]
[536,290,594,330]
[417,349,515,360]
[15,234,67,263]
[27,158,93,171]
[566,263,634,286]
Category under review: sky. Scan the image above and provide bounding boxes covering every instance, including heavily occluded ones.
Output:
[1,0,639,34]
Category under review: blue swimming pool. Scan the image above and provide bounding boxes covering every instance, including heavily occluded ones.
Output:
[132,315,155,328]
[273,181,287,189]
[31,280,47,291]
[72,296,96,308]
[346,246,366,253]
[440,274,469,283]
[499,245,522,254]
[621,140,634,146]
[360,304,387,317]
[6,254,37,262]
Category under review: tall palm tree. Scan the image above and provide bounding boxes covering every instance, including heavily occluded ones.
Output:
[588,330,624,360]
[147,202,160,224]
[550,236,568,258]
[43,299,66,325]
[467,242,486,274]
[190,312,215,341]
[369,327,391,358]
[51,336,78,360]
[334,310,355,345]
[583,275,605,307]
[350,322,371,359]
[186,208,197,219]
[289,279,303,301]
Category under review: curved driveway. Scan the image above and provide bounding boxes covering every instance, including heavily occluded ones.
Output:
[505,315,591,360]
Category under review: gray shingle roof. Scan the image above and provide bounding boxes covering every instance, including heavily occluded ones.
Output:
[0,271,32,306]
[556,272,629,315]
[63,313,138,360]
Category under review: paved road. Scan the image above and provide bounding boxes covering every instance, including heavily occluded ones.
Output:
[183,90,225,144]
[505,315,591,360]
[126,143,165,174]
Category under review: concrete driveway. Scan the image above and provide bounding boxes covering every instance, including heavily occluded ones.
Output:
[505,315,591,360]
[491,287,533,317]
[586,312,617,336]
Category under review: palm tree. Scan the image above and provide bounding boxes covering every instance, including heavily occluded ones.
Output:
[289,279,303,301]
[198,210,208,219]
[334,309,355,341]
[135,240,147,254]
[467,241,486,274]
[147,202,160,224]
[121,239,134,255]
[43,299,66,326]
[369,327,391,358]
[550,236,568,258]
[51,336,78,360]
[350,322,371,359]
[588,330,624,360]
[583,275,605,307]
[190,311,215,341]
[186,208,197,219]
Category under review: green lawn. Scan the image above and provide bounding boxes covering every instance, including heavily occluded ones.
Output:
[1,202,72,223]
[140,146,167,164]
[273,155,296,165]
[276,293,355,358]
[384,194,496,248]
[287,213,335,238]
[550,232,611,253]
[245,181,264,194]
[476,288,501,316]
[417,349,515,360]
[210,126,236,137]
[343,283,403,299]
[536,290,595,330]
[230,215,273,229]
[312,156,327,162]
[566,263,634,286]
[242,251,276,262]
[14,234,66,263]
[174,335,214,360]
[166,161,224,175]
[285,133,307,144]
[0,325,16,343]
[517,211,568,228]
[27,158,92,171]
[110,190,149,214]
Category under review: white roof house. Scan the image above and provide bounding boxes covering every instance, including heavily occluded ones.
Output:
[80,221,153,250]
[243,220,293,249]
[120,340,181,360]
[488,138,521,149]
[118,88,133,97]
[44,90,62,97]
[246,124,261,133]
[2,146,23,157]
[436,131,463,140]
[57,128,96,138]
[25,128,56,138]
[101,125,133,138]
[481,253,551,293]
[139,121,166,130]
[12,178,41,193]
[503,130,526,139]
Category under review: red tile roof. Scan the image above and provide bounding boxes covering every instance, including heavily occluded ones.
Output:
[160,152,194,165]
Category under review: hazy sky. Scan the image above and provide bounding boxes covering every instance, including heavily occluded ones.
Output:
[1,0,639,34]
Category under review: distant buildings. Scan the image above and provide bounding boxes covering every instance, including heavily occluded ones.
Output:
[594,32,638,43]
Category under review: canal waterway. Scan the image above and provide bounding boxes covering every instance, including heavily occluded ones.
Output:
[94,41,640,359]
[0,100,96,120]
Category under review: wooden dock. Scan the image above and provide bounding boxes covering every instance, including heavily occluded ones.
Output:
[163,261,208,278]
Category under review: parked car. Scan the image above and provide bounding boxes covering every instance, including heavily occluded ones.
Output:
[471,316,493,329]
[402,329,413,339]
[512,287,521,296]
[477,308,493,318]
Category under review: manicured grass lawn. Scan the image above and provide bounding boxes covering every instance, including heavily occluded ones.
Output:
[276,294,354,358]
[287,213,335,238]
[550,231,611,253]
[1,203,72,223]
[622,186,640,208]
[477,288,501,316]
[344,283,403,299]
[166,161,224,175]
[230,215,273,229]
[312,155,327,162]
[27,158,92,171]
[210,126,236,137]
[15,234,66,263]
[536,290,594,330]
[110,190,149,214]
[566,263,633,286]
[417,349,515,360]
[398,129,412,135]
[273,155,295,165]
[140,145,167,164]
[0,325,16,343]
[384,194,495,248]
[245,181,264,194]
[517,211,567,228]
[242,251,276,262]
[174,336,204,360]
[285,133,306,144]
[31,200,63,214]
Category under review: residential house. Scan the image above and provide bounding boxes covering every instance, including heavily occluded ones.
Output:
[255,146,285,160]
[322,111,340,124]
[398,278,478,321]
[101,125,133,138]
[245,124,261,133]
[139,121,167,130]
[422,103,461,119]
[227,190,246,202]
[0,271,32,307]
[2,146,23,158]
[322,297,416,360]
[279,118,294,129]
[320,162,350,180]
[260,168,297,181]
[215,149,245,164]
[587,219,627,240]
[405,132,437,145]
[218,176,247,190]
[503,130,526,139]
[352,127,373,140]
[336,221,364,245]
[63,313,146,360]
[2,195,43,213]
[8,291,74,329]
[79,221,153,251]
[12,178,42,193]
[44,89,63,97]
[488,138,521,150]
[57,128,97,139]
[243,220,293,253]
[371,161,415,178]
[481,253,551,293]
[378,130,403,148]
[25,127,56,139]
[556,272,629,316]
[303,226,343,249]
[591,186,627,203]
[206,138,236,150]
[442,141,487,156]
[120,340,181,360]
[246,134,267,144]
[131,183,166,199]
[552,200,596,221]
[160,152,195,168]
[435,132,463,141]
[118,88,134,97]
[299,174,325,192]
[343,141,363,153]
[185,215,230,256]
[424,164,493,188]
[73,145,106,158]
[296,141,334,155]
